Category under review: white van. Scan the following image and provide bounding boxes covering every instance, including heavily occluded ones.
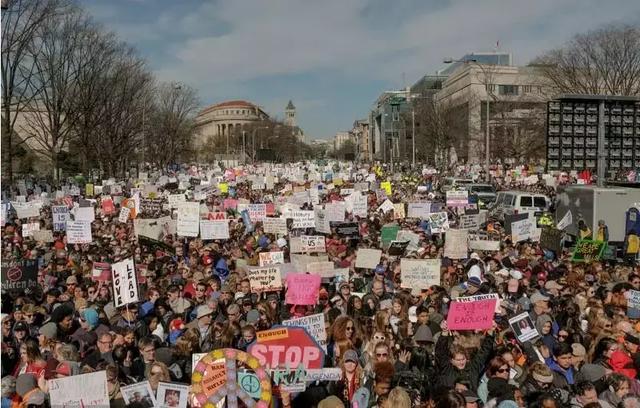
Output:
[491,191,550,220]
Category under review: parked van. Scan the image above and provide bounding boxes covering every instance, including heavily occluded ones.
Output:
[490,191,550,220]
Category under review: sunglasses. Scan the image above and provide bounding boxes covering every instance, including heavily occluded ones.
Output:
[497,368,509,373]
[376,352,388,357]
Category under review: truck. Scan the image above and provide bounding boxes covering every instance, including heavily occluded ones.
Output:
[555,186,640,244]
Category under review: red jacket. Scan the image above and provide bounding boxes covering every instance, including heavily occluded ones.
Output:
[609,350,637,379]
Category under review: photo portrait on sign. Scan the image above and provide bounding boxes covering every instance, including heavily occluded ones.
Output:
[156,382,189,408]
[121,381,156,408]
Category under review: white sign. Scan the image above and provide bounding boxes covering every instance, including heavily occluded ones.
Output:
[112,258,139,308]
[291,210,315,229]
[32,229,54,242]
[444,229,469,259]
[378,199,395,214]
[459,214,480,230]
[22,222,40,238]
[314,208,331,234]
[247,266,283,292]
[177,202,199,237]
[401,258,441,289]
[248,204,267,221]
[263,217,288,235]
[306,261,335,278]
[325,202,346,222]
[300,235,326,253]
[348,193,368,217]
[468,239,501,251]
[168,194,186,208]
[13,201,40,219]
[446,190,469,207]
[407,202,431,219]
[75,206,95,223]
[355,248,382,269]
[512,218,534,242]
[66,221,92,244]
[48,371,109,408]
[283,313,327,352]
[118,207,131,223]
[259,251,285,266]
[200,219,230,240]
[557,210,572,230]
[52,206,70,231]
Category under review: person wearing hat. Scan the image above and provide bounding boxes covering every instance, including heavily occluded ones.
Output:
[21,304,44,338]
[608,332,640,379]
[15,373,46,407]
[328,348,364,404]
[521,361,554,397]
[186,305,213,350]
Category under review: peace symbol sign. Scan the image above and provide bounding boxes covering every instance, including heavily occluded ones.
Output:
[191,348,271,408]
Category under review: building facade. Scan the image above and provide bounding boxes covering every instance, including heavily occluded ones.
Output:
[194,100,270,148]
[369,91,413,163]
[350,119,370,162]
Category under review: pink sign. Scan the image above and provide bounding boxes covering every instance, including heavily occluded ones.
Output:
[285,273,321,305]
[223,198,238,210]
[446,299,496,330]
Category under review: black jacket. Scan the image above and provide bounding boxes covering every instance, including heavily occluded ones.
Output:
[434,332,494,391]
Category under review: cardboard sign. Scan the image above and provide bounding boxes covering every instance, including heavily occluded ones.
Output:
[444,229,468,259]
[248,266,283,293]
[572,240,606,262]
[1,259,38,291]
[250,326,324,370]
[282,313,327,352]
[118,207,131,224]
[509,312,540,343]
[263,217,288,235]
[177,202,199,237]
[66,221,92,244]
[428,212,450,233]
[111,258,139,307]
[511,218,535,242]
[540,227,563,254]
[259,251,285,267]
[48,371,109,408]
[22,222,40,238]
[459,214,480,230]
[355,248,382,269]
[92,262,111,282]
[446,297,497,330]
[400,258,441,289]
[291,210,315,229]
[299,235,326,253]
[31,229,54,243]
[200,220,230,240]
[286,273,321,305]
[468,238,501,252]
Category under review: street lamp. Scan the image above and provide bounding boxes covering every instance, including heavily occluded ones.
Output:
[443,58,491,181]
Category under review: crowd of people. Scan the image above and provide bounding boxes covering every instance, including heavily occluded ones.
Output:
[1,161,639,408]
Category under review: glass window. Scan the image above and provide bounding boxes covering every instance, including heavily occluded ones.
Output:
[533,197,547,208]
[519,196,532,207]
[499,85,519,96]
[502,194,514,205]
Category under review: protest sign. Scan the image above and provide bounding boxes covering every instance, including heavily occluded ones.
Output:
[388,240,410,256]
[393,203,405,219]
[628,290,640,319]
[22,222,40,238]
[66,221,92,244]
[511,218,535,242]
[101,198,116,215]
[248,204,267,221]
[156,382,189,408]
[290,254,329,272]
[299,235,326,253]
[1,259,38,291]
[396,230,420,251]
[48,371,109,408]
[111,258,139,307]
[223,198,238,210]
[572,240,606,262]
[168,194,186,208]
[380,181,392,196]
[355,248,382,269]
[291,210,315,229]
[314,208,331,234]
[283,313,327,352]
[444,229,468,259]
[176,202,199,237]
[428,212,450,233]
[446,190,469,207]
[121,381,156,408]
[285,273,321,305]
[134,216,175,241]
[557,210,572,230]
[207,211,227,220]
[75,206,95,223]
[263,217,288,235]
[378,199,394,214]
[459,214,480,230]
[446,296,497,330]
[237,372,262,400]
[13,201,39,219]
[31,229,54,243]
[325,202,346,222]
[335,222,359,239]
[306,261,335,277]
[400,259,441,289]
[504,213,528,234]
[381,224,400,246]
[118,207,130,223]
[468,237,501,252]
[540,227,564,254]
[85,183,94,197]
[259,251,285,266]
[250,326,325,372]
[248,266,283,293]
[91,262,111,282]
[509,313,540,342]
[200,219,230,240]
[407,202,431,219]
[349,193,368,217]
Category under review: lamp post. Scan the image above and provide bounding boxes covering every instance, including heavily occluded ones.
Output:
[443,58,491,182]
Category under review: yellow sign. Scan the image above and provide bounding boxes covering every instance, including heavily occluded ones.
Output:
[218,182,228,193]
[381,181,392,196]
[85,184,94,197]
[333,178,344,186]
[257,328,289,342]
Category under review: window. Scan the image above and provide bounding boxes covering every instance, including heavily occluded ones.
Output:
[499,85,519,95]
[519,196,532,207]
[502,194,514,205]
[533,197,547,208]
[522,85,532,93]
[486,84,496,93]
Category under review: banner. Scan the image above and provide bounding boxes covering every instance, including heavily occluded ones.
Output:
[355,248,382,269]
[66,221,92,244]
[177,202,199,237]
[400,259,441,289]
[285,273,321,305]
[444,229,468,259]
[200,220,230,240]
[282,313,327,352]
[572,240,606,263]
[247,266,283,293]
[446,296,496,330]
[259,251,285,267]
[1,259,38,291]
[52,206,70,231]
[263,217,288,235]
[112,258,139,308]
[48,371,109,408]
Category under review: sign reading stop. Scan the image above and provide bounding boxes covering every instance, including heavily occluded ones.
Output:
[248,326,325,370]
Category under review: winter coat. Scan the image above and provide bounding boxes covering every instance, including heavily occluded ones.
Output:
[434,332,494,391]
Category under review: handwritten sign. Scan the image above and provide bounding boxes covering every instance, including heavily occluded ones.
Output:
[444,229,468,259]
[48,371,109,408]
[291,210,315,229]
[168,194,186,208]
[283,313,327,352]
[52,206,70,231]
[263,217,288,235]
[572,240,606,262]
[286,273,321,305]
[248,266,283,293]
[22,222,40,238]
[401,259,441,289]
[176,202,199,237]
[540,227,564,254]
[111,258,139,308]
[446,297,496,330]
[300,235,326,253]
[200,220,230,240]
[459,214,480,230]
[355,248,382,269]
[259,251,285,266]
[118,207,130,224]
[511,218,534,242]
[66,221,92,244]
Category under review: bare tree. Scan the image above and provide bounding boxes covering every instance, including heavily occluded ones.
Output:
[1,0,67,181]
[533,24,640,96]
[145,82,200,169]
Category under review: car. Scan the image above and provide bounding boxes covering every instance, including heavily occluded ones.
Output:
[441,177,474,193]
[490,191,550,221]
[466,184,497,205]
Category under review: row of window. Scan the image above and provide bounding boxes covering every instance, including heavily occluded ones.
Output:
[214,109,255,116]
[485,84,543,96]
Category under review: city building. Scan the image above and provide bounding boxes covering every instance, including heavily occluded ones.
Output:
[350,119,370,162]
[333,131,354,151]
[368,91,412,163]
[434,62,549,163]
[193,100,270,148]
[283,100,305,143]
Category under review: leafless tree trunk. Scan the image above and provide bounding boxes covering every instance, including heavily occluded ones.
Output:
[533,24,640,96]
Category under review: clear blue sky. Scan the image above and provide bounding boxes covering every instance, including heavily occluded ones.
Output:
[85,0,639,140]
